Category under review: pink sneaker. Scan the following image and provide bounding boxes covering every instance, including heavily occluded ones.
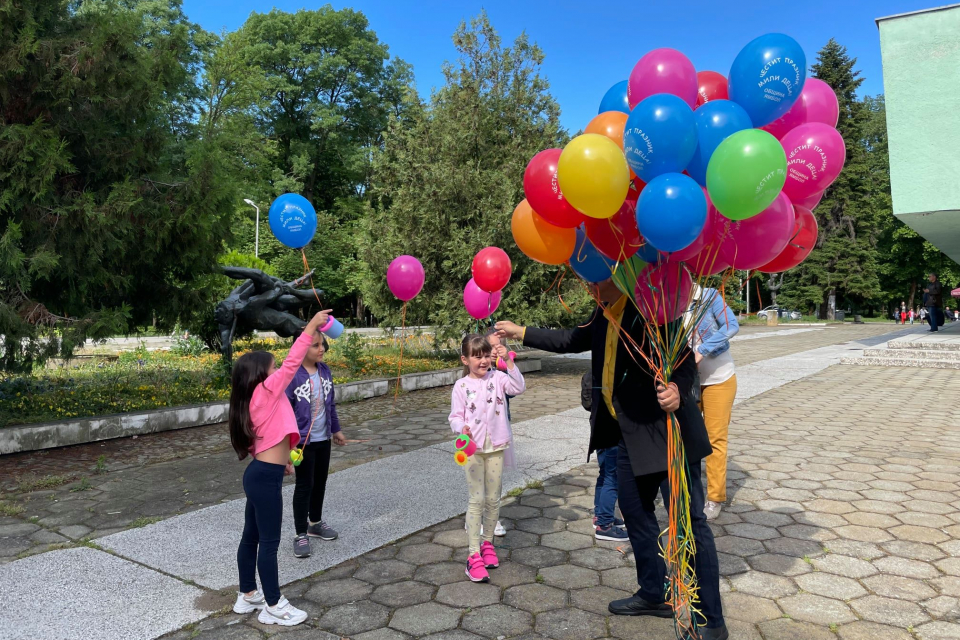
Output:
[465,552,490,582]
[480,540,499,569]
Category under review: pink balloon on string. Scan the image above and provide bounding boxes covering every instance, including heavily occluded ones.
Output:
[627,48,699,109]
[717,192,795,270]
[387,255,425,301]
[780,123,846,201]
[793,190,824,210]
[634,262,694,326]
[464,278,502,320]
[800,78,840,127]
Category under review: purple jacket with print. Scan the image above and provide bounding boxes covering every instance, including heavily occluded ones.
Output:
[284,362,341,444]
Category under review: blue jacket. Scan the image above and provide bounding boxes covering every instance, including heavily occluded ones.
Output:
[284,362,342,444]
[693,288,739,357]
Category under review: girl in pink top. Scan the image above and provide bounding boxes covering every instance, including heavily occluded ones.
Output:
[228,310,329,627]
[449,334,525,583]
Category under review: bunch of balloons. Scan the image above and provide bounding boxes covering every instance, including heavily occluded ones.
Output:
[465,247,511,320]
[511,33,843,324]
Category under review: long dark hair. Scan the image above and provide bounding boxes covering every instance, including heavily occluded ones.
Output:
[229,351,275,460]
[460,333,491,377]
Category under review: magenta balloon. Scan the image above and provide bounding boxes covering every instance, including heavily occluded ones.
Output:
[463,278,502,320]
[793,190,824,210]
[717,192,795,270]
[628,48,698,109]
[780,123,846,201]
[801,78,839,127]
[634,262,694,326]
[387,255,425,301]
[760,96,807,140]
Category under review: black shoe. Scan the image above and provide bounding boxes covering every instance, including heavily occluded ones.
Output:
[607,593,672,617]
[692,625,729,640]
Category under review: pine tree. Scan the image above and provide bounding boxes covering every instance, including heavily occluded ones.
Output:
[362,13,588,338]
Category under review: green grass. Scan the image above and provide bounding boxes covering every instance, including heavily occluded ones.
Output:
[507,487,525,498]
[69,477,92,492]
[16,474,74,493]
[129,516,162,529]
[535,574,545,584]
[94,455,107,475]
[0,501,24,517]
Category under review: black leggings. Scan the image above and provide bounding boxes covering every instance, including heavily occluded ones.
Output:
[292,440,332,535]
[238,459,285,606]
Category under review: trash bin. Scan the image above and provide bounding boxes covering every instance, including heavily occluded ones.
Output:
[835,311,845,322]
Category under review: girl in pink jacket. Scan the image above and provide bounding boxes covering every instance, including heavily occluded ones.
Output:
[449,334,525,582]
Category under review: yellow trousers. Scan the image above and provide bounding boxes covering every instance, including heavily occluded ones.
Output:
[701,374,737,503]
[464,449,504,554]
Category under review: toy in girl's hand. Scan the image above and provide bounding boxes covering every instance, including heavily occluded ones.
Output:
[454,434,477,466]
[496,351,517,371]
[290,448,304,467]
[320,315,344,339]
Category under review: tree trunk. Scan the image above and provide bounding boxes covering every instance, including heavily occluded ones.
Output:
[827,288,836,320]
[907,281,917,311]
[355,294,366,322]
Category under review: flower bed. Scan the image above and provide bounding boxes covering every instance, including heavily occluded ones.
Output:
[0,335,459,427]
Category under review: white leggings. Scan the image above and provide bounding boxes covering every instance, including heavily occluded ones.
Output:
[464,449,504,554]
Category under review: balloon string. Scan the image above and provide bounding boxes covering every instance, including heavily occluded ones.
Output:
[301,249,323,307]
[393,301,406,405]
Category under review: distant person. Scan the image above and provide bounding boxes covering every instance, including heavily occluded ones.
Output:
[228,310,331,627]
[449,334,525,583]
[926,273,943,332]
[909,309,915,325]
[286,332,346,559]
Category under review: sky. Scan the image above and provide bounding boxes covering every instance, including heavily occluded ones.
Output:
[182,0,940,131]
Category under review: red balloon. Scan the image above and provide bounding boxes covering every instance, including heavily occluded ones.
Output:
[717,192,795,270]
[523,149,585,228]
[695,71,729,108]
[472,247,512,293]
[624,177,646,202]
[757,205,819,273]
[584,200,641,261]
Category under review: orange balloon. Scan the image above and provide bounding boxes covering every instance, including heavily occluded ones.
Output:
[512,200,576,265]
[585,111,629,150]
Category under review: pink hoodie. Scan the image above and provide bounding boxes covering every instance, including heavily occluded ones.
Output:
[248,331,313,456]
[449,367,525,450]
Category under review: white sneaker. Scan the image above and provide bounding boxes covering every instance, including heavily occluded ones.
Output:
[258,596,308,626]
[233,590,265,614]
[494,521,506,537]
[704,501,722,521]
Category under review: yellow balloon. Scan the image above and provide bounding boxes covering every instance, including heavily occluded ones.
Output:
[557,133,630,219]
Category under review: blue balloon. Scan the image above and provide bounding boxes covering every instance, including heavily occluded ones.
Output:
[598,80,630,115]
[686,100,753,186]
[635,173,707,253]
[623,93,697,183]
[268,193,317,249]
[728,33,806,127]
[570,227,616,283]
[636,240,662,265]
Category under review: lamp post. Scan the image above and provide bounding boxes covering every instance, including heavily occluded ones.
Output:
[243,199,260,258]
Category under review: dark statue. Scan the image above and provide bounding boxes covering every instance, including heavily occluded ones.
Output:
[215,267,323,361]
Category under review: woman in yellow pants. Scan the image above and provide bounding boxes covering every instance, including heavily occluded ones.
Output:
[691,286,739,521]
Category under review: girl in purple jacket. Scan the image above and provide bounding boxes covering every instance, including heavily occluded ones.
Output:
[285,332,346,558]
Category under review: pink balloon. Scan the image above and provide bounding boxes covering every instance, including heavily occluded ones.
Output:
[717,192,795,270]
[464,278,502,320]
[666,189,720,263]
[793,190,824,210]
[628,48,698,109]
[760,97,806,140]
[387,255,425,301]
[801,78,839,128]
[780,123,846,201]
[634,262,694,326]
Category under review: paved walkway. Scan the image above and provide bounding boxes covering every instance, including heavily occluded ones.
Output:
[2,321,953,640]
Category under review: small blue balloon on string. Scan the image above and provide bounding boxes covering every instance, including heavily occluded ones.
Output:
[570,227,617,283]
[269,193,317,249]
[598,80,631,115]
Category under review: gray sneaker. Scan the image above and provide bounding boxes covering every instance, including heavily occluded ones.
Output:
[307,521,338,541]
[293,534,311,558]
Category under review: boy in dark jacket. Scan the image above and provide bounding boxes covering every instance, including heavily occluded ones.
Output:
[285,332,345,558]
[582,371,627,541]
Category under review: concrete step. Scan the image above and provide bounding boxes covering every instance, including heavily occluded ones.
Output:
[841,356,960,370]
[887,339,960,351]
[862,348,960,361]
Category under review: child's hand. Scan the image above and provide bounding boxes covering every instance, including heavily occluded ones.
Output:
[462,426,473,438]
[333,432,346,446]
[492,344,508,360]
[284,463,294,476]
[306,310,333,333]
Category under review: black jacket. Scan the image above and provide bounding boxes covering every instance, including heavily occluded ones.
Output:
[926,281,943,308]
[524,303,712,477]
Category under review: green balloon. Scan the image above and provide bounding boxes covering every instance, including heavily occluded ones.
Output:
[706,129,787,221]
